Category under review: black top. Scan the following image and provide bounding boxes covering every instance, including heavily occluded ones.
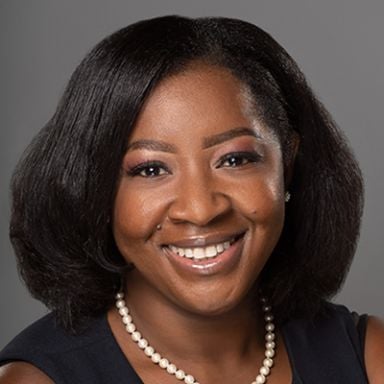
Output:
[0,303,368,383]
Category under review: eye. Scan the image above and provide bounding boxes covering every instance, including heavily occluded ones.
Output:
[127,161,170,178]
[217,151,262,168]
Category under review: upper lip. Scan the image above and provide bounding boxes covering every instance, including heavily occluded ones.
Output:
[162,231,246,248]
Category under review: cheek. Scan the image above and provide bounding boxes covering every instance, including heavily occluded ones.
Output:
[112,181,165,242]
[237,176,285,267]
[232,170,285,222]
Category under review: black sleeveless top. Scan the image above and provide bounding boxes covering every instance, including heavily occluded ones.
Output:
[0,303,369,383]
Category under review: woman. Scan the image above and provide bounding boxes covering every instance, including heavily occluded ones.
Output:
[0,15,383,383]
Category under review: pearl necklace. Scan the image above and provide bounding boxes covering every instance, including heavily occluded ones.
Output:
[115,292,276,384]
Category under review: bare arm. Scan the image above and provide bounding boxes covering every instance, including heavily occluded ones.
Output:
[0,362,54,384]
[365,316,384,383]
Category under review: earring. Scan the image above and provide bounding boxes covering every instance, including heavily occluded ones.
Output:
[156,224,162,230]
[285,191,291,202]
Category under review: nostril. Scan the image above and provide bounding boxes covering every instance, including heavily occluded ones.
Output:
[167,191,232,226]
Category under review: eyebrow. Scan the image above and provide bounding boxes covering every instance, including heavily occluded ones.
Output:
[127,140,177,153]
[126,127,262,153]
[202,127,262,148]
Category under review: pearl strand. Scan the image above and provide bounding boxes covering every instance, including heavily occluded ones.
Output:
[115,293,276,384]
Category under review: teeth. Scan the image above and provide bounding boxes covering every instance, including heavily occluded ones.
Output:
[205,246,217,257]
[193,248,205,259]
[185,249,194,258]
[168,238,235,261]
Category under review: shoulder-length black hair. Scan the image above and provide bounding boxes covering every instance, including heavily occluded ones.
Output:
[10,15,363,329]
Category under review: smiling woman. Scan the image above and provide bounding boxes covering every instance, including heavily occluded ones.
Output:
[113,65,286,320]
[0,15,383,384]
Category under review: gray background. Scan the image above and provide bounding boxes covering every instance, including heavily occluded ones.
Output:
[1,0,383,349]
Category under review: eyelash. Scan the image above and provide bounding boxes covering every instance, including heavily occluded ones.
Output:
[126,161,171,178]
[126,151,262,178]
[216,151,262,168]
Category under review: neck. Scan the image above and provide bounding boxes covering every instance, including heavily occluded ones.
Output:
[122,273,264,365]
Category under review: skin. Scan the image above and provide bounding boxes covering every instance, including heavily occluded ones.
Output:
[1,64,383,383]
[365,316,384,382]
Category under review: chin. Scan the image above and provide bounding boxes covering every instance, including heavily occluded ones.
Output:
[174,288,251,318]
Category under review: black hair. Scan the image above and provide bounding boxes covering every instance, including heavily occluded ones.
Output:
[10,15,363,329]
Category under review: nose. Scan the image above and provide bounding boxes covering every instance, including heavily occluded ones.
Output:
[167,174,232,227]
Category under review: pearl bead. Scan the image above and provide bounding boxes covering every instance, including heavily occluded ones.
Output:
[115,292,124,299]
[138,338,148,349]
[255,374,266,383]
[175,369,185,380]
[144,346,154,356]
[184,375,195,384]
[263,358,273,367]
[260,366,270,376]
[151,352,161,363]
[159,358,169,368]
[122,315,132,324]
[265,348,275,358]
[131,331,141,342]
[116,299,126,309]
[119,307,129,316]
[125,323,136,333]
[262,305,271,312]
[264,314,274,322]
[265,341,275,349]
[166,363,177,374]
[265,323,275,332]
[265,332,275,342]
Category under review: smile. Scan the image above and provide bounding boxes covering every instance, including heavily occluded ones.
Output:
[162,233,245,276]
[168,239,234,261]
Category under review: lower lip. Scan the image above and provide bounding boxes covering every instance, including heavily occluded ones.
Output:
[163,236,245,277]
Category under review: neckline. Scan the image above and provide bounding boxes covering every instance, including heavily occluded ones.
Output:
[102,312,144,383]
[102,311,298,384]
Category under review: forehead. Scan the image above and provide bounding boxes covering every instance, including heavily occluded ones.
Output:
[129,63,278,144]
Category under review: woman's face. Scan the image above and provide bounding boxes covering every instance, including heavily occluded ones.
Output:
[113,64,286,316]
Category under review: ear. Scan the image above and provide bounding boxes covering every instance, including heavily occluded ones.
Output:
[284,131,300,189]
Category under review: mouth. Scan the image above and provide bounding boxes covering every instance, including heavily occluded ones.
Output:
[165,235,241,262]
[162,232,245,276]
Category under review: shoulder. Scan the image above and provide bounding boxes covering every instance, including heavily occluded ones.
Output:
[365,315,384,383]
[282,302,372,382]
[284,301,363,332]
[0,362,53,383]
[0,312,107,357]
[0,314,67,383]
[0,313,70,358]
[0,312,109,383]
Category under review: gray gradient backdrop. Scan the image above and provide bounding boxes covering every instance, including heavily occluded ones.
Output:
[1,0,383,348]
